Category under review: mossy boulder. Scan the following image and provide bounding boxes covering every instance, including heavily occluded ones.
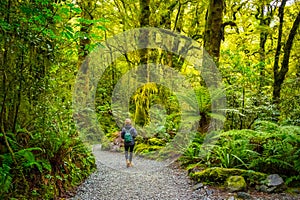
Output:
[190,167,267,186]
[226,176,247,192]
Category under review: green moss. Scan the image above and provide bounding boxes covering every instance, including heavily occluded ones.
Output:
[226,176,247,192]
[190,167,267,186]
[148,138,166,146]
[186,163,205,171]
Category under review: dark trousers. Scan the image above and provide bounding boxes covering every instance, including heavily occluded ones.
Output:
[124,144,134,161]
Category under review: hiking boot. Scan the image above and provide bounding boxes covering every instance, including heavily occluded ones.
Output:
[129,162,134,167]
[126,159,130,168]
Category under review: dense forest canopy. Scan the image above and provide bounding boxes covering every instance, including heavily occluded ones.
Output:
[0,0,299,199]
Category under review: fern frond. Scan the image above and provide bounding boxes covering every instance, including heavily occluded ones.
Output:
[0,164,12,193]
[285,175,300,186]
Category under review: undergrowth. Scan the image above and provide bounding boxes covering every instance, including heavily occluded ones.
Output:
[180,121,300,186]
[0,116,96,199]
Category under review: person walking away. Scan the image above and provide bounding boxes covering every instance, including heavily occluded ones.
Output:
[121,118,137,167]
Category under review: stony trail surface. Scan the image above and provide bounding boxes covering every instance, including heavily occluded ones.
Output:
[68,149,300,200]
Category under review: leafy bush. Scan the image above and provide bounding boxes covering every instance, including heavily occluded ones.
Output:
[0,128,96,199]
[181,121,300,186]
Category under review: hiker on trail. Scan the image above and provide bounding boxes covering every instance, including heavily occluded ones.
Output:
[121,118,137,167]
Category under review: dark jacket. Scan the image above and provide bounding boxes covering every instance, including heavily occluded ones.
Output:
[121,125,137,146]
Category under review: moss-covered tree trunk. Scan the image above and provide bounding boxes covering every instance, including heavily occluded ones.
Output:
[134,0,151,125]
[258,2,274,91]
[203,0,224,63]
[200,0,224,133]
[138,0,150,66]
[77,0,94,68]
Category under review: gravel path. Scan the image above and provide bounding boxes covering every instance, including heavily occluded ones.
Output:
[68,148,300,200]
[69,149,202,200]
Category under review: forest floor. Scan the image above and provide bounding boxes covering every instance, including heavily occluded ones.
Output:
[65,148,300,200]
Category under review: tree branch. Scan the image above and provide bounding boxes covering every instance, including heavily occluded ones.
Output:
[279,11,300,83]
[221,21,239,41]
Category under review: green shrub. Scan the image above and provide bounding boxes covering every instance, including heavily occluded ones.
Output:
[181,121,300,186]
[0,129,96,199]
[252,120,281,133]
[179,133,204,166]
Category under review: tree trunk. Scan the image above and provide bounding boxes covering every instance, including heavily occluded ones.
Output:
[273,1,300,105]
[138,0,150,66]
[258,4,268,90]
[135,0,151,125]
[203,0,224,63]
[77,0,94,68]
[255,2,275,106]
[200,0,224,132]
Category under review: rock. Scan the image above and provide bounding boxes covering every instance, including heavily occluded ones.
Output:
[262,174,286,193]
[266,174,284,187]
[257,185,268,193]
[237,191,252,199]
[256,174,287,193]
[227,196,235,200]
[192,182,204,190]
[266,186,277,193]
[226,176,247,192]
[204,188,214,196]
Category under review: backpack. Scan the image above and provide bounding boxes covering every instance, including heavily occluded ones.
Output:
[124,128,133,143]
